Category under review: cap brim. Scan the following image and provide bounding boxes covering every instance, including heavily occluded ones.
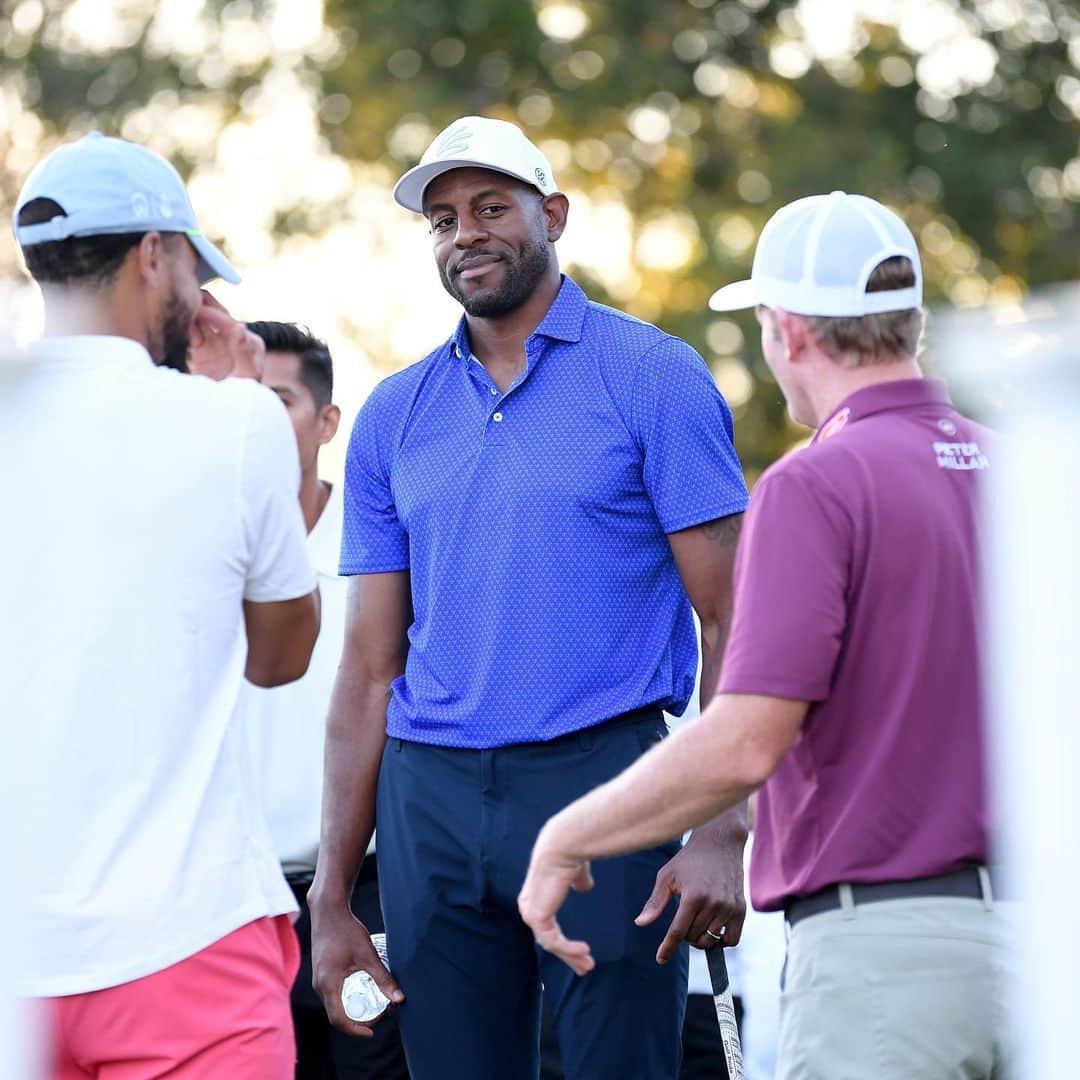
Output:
[708,279,758,312]
[393,159,539,214]
[189,232,241,286]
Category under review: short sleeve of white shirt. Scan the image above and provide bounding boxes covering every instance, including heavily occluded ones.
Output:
[239,383,317,602]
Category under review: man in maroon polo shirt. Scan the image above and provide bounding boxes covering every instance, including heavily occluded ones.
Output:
[518,192,1011,1078]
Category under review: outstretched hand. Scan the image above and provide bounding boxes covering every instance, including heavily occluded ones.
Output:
[518,833,597,977]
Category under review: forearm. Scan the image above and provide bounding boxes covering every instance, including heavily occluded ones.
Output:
[244,586,322,688]
[694,600,748,846]
[697,610,729,716]
[539,698,767,863]
[309,672,390,906]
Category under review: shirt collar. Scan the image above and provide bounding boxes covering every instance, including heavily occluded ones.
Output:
[532,275,587,344]
[308,479,344,577]
[26,335,154,368]
[447,274,588,361]
[813,378,951,444]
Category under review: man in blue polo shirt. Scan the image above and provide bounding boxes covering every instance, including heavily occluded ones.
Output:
[309,117,750,1079]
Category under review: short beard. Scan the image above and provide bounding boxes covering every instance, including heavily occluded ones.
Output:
[442,238,551,318]
[157,291,192,373]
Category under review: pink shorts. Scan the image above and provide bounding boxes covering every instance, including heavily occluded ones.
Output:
[50,915,300,1079]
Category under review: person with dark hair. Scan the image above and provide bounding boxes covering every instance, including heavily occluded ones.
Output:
[4,132,321,1078]
[243,321,409,1079]
[520,192,1009,1079]
[310,116,750,1080]
[248,321,334,408]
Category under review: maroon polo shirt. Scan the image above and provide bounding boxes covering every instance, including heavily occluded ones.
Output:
[717,378,993,911]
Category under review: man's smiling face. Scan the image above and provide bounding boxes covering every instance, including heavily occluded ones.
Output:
[424,167,552,319]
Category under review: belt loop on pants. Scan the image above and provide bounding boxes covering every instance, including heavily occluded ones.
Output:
[977,865,994,910]
[838,882,857,920]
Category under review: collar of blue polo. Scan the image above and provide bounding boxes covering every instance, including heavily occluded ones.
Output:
[450,274,588,360]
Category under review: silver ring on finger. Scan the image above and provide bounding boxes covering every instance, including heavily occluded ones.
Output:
[704,926,725,942]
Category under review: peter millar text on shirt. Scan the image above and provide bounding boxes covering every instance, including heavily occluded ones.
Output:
[340,276,749,748]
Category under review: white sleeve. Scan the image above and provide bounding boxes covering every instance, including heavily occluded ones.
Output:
[239,384,317,603]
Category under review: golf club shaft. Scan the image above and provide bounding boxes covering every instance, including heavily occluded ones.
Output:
[706,946,745,1080]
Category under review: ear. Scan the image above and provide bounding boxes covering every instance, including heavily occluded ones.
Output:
[773,309,813,361]
[134,232,168,287]
[317,403,341,447]
[541,193,569,242]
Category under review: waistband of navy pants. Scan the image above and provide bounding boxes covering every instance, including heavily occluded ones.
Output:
[389,704,666,754]
[784,864,1006,928]
[539,703,665,748]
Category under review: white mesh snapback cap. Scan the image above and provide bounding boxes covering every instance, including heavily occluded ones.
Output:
[393,116,558,213]
[708,191,922,317]
[13,131,240,285]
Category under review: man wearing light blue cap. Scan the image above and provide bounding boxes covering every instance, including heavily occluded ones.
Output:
[5,133,321,1076]
[13,130,250,372]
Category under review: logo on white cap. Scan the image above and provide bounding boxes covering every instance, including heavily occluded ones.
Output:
[392,115,559,214]
[437,124,473,157]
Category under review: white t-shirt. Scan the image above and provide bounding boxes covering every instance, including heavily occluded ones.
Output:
[1,336,317,997]
[245,481,364,876]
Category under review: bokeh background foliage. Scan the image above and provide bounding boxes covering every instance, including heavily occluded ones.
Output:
[2,0,1078,474]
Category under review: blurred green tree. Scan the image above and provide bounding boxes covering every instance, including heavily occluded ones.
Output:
[3,0,1077,472]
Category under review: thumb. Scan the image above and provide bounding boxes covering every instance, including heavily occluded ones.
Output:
[571,863,595,893]
[634,875,673,926]
[367,954,405,1005]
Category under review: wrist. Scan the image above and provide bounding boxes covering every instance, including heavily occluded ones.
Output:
[534,817,575,865]
[307,875,350,912]
[693,815,748,849]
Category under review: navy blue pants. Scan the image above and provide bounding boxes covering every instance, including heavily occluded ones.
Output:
[376,708,689,1080]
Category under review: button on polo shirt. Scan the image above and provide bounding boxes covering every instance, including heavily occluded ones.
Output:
[341,276,749,749]
[717,379,992,910]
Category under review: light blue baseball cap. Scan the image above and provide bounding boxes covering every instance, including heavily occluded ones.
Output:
[13,131,240,285]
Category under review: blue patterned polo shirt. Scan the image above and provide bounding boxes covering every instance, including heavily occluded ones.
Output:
[341,276,749,748]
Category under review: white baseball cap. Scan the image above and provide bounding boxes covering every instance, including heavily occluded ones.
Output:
[708,191,922,317]
[393,116,558,214]
[13,131,240,285]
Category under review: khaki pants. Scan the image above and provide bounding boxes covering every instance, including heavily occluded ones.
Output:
[777,889,1017,1079]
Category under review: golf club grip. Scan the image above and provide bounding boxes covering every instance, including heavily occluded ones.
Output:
[706,947,745,1080]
